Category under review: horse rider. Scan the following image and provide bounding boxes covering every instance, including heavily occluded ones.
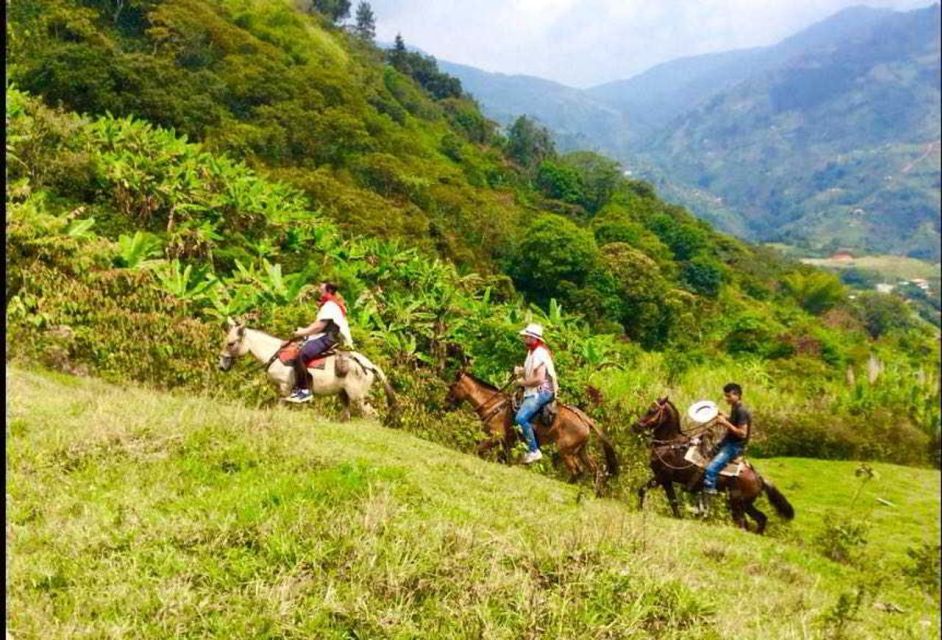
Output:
[285,282,353,403]
[701,382,752,497]
[512,323,558,464]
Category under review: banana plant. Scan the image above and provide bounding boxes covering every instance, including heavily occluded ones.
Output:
[114,231,163,269]
[65,216,96,239]
[153,259,219,304]
[205,282,259,321]
[254,259,315,305]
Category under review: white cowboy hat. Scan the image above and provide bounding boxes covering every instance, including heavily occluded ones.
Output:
[519,323,545,340]
[687,400,719,424]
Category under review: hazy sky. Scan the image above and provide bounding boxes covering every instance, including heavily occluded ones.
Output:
[368,0,933,87]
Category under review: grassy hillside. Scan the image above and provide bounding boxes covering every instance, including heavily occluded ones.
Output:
[801,255,941,282]
[7,366,940,638]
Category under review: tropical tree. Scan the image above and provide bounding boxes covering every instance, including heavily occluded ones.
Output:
[506,116,555,172]
[782,270,845,315]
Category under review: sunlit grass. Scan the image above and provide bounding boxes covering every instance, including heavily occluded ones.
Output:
[7,366,940,638]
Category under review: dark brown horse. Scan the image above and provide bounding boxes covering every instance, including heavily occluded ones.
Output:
[632,396,794,533]
[445,371,619,491]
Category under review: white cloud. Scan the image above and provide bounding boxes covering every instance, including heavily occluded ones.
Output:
[367,0,932,87]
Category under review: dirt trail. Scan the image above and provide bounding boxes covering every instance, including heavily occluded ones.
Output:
[901,140,940,174]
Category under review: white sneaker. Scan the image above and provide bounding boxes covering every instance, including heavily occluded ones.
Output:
[522,450,543,464]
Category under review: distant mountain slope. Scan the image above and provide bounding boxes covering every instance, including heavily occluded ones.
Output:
[641,3,941,258]
[439,4,941,258]
[437,60,630,153]
[587,5,899,139]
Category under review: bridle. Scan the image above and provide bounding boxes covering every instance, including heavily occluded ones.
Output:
[452,373,515,423]
[219,328,296,373]
[638,400,700,470]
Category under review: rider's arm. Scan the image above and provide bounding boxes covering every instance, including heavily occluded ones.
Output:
[716,413,748,439]
[294,320,328,338]
[516,363,546,388]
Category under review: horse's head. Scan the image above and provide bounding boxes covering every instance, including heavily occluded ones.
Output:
[444,369,471,409]
[632,396,673,435]
[218,317,249,371]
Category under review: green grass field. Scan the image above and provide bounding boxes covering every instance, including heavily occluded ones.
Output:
[6,366,940,639]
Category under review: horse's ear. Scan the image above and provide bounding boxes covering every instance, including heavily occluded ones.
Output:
[226,316,236,329]
[237,325,245,337]
[657,395,668,405]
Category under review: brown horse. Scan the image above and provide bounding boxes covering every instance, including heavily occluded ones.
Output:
[445,371,619,491]
[632,396,794,533]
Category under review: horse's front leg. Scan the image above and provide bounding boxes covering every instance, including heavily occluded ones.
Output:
[637,476,659,509]
[475,437,501,457]
[662,479,682,518]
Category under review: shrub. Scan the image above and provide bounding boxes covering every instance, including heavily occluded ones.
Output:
[903,542,941,596]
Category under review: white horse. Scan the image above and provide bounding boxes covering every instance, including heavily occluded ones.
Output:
[217,318,396,420]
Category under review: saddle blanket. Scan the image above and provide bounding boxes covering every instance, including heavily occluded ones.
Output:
[683,447,744,477]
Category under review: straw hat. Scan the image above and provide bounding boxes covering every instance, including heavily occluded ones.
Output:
[687,400,719,424]
[519,323,545,340]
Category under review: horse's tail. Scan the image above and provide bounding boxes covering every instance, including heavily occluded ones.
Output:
[570,406,620,478]
[351,353,397,408]
[762,478,795,520]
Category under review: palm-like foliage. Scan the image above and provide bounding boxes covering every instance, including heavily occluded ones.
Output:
[153,260,219,303]
[115,231,163,269]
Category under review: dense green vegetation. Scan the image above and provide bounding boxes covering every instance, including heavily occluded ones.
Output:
[7,368,940,638]
[5,0,940,473]
[5,3,941,636]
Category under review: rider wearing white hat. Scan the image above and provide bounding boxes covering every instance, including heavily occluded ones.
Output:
[513,323,559,464]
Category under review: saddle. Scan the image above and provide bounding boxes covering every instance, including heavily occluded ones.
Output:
[683,441,745,477]
[278,344,350,377]
[277,342,302,365]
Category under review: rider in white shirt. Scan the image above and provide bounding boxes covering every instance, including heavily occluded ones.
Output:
[286,282,352,403]
[513,323,558,464]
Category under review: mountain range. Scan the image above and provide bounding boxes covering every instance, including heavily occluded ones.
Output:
[439,4,942,259]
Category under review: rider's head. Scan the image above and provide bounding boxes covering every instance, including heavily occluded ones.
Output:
[723,382,743,405]
[519,323,544,348]
[320,282,339,296]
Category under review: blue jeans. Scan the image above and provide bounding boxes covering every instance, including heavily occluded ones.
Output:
[514,390,554,453]
[704,440,744,490]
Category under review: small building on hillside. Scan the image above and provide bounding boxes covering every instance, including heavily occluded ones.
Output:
[830,250,855,262]
[911,278,930,291]
[875,283,895,294]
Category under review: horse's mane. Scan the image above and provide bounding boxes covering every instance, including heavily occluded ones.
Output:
[242,326,287,343]
[664,399,686,435]
[462,371,500,392]
[665,399,681,422]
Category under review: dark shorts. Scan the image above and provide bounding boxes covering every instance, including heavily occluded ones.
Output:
[300,334,337,362]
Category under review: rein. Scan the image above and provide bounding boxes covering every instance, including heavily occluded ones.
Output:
[258,339,297,372]
[473,377,515,422]
[642,403,714,471]
[464,378,514,422]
